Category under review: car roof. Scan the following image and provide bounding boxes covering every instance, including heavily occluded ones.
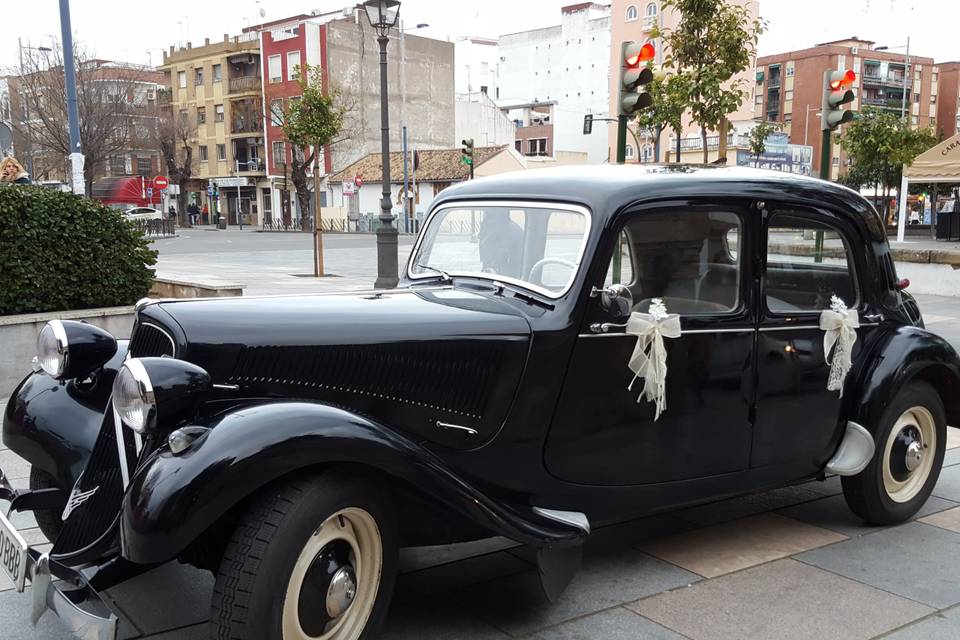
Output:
[431,164,885,241]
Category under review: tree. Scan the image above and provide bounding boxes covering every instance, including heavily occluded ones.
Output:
[746,120,783,167]
[654,0,765,163]
[279,65,353,276]
[153,91,196,225]
[12,42,150,194]
[839,107,937,220]
[633,71,689,163]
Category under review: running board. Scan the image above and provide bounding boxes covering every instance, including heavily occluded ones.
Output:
[825,421,875,476]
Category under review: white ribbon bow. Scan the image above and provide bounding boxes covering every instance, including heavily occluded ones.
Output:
[820,296,859,396]
[625,303,681,421]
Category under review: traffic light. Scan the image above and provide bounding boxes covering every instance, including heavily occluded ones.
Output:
[461,138,474,165]
[821,69,856,131]
[618,41,655,117]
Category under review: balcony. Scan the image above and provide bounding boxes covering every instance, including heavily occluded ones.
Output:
[862,96,906,111]
[230,98,263,135]
[235,158,265,176]
[229,75,261,94]
[861,73,912,89]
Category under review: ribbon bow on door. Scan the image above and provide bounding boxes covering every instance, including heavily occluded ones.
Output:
[820,295,860,396]
[626,299,681,421]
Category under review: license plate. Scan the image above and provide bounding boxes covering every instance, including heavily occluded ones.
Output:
[0,510,28,592]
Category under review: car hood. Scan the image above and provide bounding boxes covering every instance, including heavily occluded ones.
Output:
[138,287,532,448]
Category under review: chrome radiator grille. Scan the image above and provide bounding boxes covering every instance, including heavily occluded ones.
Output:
[129,321,176,358]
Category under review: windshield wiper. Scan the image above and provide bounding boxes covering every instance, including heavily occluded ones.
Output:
[415,263,453,283]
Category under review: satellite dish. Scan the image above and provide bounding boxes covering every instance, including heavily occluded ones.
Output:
[258,7,266,17]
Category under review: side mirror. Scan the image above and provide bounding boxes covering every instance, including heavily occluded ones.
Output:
[595,284,633,318]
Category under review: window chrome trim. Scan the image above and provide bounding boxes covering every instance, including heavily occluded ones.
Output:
[579,323,877,338]
[407,200,593,300]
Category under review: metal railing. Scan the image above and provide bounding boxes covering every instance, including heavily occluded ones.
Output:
[228,75,261,94]
[132,219,176,237]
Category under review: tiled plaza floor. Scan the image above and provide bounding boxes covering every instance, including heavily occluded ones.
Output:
[2,293,960,639]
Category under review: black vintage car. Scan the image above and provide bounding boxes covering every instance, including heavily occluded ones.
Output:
[2,165,957,640]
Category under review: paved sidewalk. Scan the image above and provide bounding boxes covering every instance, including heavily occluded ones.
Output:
[2,294,960,639]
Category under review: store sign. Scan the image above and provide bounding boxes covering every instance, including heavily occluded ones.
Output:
[214,177,249,188]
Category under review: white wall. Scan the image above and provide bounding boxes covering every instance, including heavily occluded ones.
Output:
[454,37,501,98]
[497,6,611,163]
[456,92,516,147]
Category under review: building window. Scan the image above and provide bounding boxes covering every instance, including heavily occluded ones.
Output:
[217,144,226,161]
[215,104,224,122]
[270,99,284,126]
[268,55,282,83]
[755,94,763,105]
[912,115,919,125]
[645,2,657,17]
[135,157,152,176]
[197,106,206,124]
[287,51,301,80]
[626,5,639,21]
[178,71,186,89]
[109,155,126,176]
[526,138,547,156]
[178,108,189,121]
[785,90,793,100]
[213,64,222,83]
[786,66,795,77]
[625,144,635,159]
[931,95,937,103]
[195,68,204,86]
[515,140,522,153]
[272,141,285,166]
[480,85,488,94]
[199,145,209,162]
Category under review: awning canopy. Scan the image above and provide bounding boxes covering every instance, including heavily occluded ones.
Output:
[903,133,960,183]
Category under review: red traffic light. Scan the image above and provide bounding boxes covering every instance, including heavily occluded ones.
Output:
[830,69,856,89]
[625,42,655,67]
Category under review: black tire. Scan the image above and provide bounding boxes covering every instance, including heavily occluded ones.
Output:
[29,467,63,543]
[842,380,946,525]
[210,471,397,640]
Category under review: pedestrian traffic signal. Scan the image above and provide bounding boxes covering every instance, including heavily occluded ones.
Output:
[821,69,856,131]
[461,138,474,165]
[618,41,655,117]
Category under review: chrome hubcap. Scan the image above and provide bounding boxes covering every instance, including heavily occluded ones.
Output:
[904,440,924,472]
[326,566,357,619]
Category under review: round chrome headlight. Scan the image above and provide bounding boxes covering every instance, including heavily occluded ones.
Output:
[37,320,69,378]
[113,359,156,433]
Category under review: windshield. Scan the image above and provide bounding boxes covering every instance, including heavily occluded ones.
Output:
[409,202,590,297]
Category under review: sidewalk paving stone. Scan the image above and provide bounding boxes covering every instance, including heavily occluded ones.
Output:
[918,506,960,534]
[629,558,933,640]
[530,607,685,640]
[797,522,960,609]
[639,513,846,578]
[932,464,960,502]
[0,449,29,481]
[778,494,958,538]
[459,547,698,637]
[882,604,960,640]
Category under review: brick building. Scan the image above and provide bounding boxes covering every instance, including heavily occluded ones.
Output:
[936,62,960,140]
[756,37,939,179]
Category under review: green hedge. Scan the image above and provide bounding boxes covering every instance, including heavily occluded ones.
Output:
[0,184,157,315]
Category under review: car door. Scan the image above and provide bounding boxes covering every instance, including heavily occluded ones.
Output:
[545,201,757,486]
[753,205,881,473]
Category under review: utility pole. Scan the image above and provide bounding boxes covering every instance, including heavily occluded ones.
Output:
[59,0,84,195]
[900,36,911,123]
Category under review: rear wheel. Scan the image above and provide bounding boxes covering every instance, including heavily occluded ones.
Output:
[29,468,63,543]
[210,472,397,640]
[842,381,946,525]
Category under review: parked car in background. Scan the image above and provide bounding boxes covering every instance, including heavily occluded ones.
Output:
[1,165,956,640]
[123,206,163,221]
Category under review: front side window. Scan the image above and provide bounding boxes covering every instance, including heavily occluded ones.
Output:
[410,203,590,298]
[607,209,742,315]
[766,211,857,312]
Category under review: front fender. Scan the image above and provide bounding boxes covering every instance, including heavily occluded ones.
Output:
[848,326,960,433]
[2,341,129,490]
[121,401,585,565]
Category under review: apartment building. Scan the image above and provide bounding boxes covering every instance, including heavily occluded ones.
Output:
[937,62,960,139]
[160,34,265,224]
[756,37,938,179]
[608,0,760,163]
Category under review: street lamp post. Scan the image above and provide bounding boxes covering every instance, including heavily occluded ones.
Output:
[363,0,402,290]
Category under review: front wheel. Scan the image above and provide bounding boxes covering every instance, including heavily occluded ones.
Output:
[211,472,397,640]
[842,381,946,525]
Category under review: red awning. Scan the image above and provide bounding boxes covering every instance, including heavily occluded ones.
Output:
[91,176,163,207]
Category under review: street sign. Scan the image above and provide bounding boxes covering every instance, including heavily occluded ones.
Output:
[214,177,248,188]
[154,175,169,190]
[344,181,356,196]
[355,175,364,188]
[207,184,215,196]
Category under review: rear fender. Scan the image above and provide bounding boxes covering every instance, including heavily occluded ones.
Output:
[847,326,960,435]
[121,401,586,565]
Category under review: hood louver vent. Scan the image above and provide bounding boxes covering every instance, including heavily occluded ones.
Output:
[230,343,505,419]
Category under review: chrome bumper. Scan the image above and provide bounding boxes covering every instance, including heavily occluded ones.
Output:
[29,552,118,640]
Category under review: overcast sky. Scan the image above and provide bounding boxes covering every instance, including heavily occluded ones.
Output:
[2,0,955,71]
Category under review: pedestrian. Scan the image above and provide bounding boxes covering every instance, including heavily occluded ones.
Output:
[187,202,200,226]
[0,156,31,184]
[168,204,177,224]
[202,203,210,225]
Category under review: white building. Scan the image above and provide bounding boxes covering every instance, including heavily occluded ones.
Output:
[497,3,612,164]
[454,37,501,99]
[455,91,516,148]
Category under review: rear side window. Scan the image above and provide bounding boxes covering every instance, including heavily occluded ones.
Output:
[766,211,858,312]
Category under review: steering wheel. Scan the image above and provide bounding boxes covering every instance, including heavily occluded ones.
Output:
[528,257,577,285]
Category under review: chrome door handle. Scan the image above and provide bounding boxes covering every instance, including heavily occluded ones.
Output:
[862,313,884,323]
[590,322,627,334]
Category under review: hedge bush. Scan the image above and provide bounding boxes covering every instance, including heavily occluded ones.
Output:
[0,184,157,315]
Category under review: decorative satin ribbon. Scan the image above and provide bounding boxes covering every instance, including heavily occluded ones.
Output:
[626,304,681,421]
[820,296,859,396]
